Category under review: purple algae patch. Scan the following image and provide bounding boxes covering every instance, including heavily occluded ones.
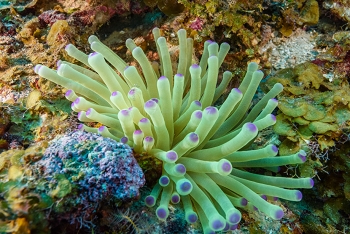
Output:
[35,131,144,202]
[32,131,145,227]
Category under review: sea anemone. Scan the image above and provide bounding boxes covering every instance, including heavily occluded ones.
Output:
[34,28,313,233]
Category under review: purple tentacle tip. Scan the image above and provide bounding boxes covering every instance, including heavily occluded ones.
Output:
[275,210,284,220]
[271,98,278,103]
[98,126,105,132]
[167,151,178,161]
[65,44,72,50]
[159,176,169,186]
[77,111,82,118]
[134,130,142,135]
[65,90,72,97]
[34,64,42,73]
[180,181,192,193]
[195,111,202,119]
[298,153,306,162]
[296,191,303,201]
[140,118,148,123]
[189,133,199,143]
[191,64,199,69]
[310,178,314,187]
[241,198,248,206]
[176,73,184,77]
[194,100,201,107]
[230,224,238,230]
[270,114,276,121]
[89,52,98,57]
[129,88,135,95]
[121,137,128,144]
[221,162,232,172]
[77,124,84,130]
[121,109,129,116]
[111,91,118,96]
[229,213,240,224]
[223,223,230,232]
[246,123,257,132]
[233,88,242,94]
[145,196,155,206]
[272,145,278,153]
[261,195,267,201]
[145,100,156,108]
[212,219,225,230]
[176,164,186,174]
[156,207,168,219]
[144,136,153,142]
[171,194,180,204]
[159,76,167,80]
[86,108,92,115]
[187,213,198,223]
[205,106,217,115]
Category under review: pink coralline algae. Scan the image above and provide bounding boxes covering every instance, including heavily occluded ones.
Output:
[189,17,204,31]
[38,10,67,27]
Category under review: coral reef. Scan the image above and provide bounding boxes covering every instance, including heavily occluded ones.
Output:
[31,130,145,229]
[0,142,51,233]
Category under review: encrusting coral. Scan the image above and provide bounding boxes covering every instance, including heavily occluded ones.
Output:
[34,28,314,233]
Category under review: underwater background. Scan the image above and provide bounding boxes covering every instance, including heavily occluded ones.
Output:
[0,0,350,233]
